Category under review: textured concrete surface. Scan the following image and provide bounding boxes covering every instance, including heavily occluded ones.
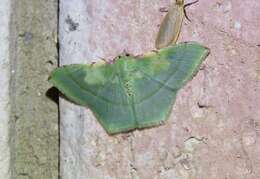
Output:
[9,0,59,178]
[0,0,11,178]
[60,0,260,178]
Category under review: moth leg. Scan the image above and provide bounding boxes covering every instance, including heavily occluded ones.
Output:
[184,0,199,22]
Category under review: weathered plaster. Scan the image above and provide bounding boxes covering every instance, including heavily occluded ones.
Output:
[0,0,11,178]
[9,0,59,178]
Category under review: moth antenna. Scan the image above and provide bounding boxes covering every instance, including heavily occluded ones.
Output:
[97,56,110,64]
[152,49,159,54]
[184,0,199,22]
[133,54,143,58]
[159,7,168,13]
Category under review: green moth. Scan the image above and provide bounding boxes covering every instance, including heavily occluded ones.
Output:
[49,42,209,134]
[50,0,209,134]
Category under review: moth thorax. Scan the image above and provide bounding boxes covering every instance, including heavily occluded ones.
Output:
[124,80,134,97]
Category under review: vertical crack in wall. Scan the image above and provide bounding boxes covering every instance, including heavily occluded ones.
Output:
[9,0,18,177]
[9,0,59,178]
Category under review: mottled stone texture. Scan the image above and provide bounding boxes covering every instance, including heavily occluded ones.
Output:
[0,0,11,178]
[60,0,260,178]
[9,0,59,178]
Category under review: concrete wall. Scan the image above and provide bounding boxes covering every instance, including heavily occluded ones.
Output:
[0,0,11,178]
[8,0,59,178]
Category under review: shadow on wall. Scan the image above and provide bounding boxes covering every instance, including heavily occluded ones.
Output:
[46,87,60,105]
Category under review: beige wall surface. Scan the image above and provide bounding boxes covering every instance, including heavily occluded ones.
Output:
[55,0,260,178]
[8,0,59,178]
